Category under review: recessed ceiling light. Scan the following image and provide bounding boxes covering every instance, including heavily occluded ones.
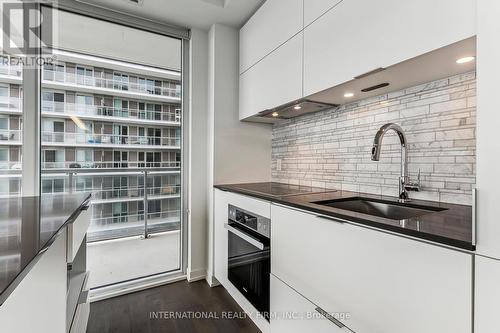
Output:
[272,112,279,117]
[293,105,302,110]
[344,92,354,98]
[456,56,475,64]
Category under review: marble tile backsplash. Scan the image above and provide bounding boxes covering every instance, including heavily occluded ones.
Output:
[272,71,476,205]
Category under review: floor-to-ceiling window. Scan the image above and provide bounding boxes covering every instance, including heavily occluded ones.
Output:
[40,6,186,292]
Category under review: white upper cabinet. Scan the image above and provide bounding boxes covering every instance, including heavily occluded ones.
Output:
[303,0,476,96]
[303,0,342,27]
[239,0,303,74]
[239,33,303,120]
[271,204,473,333]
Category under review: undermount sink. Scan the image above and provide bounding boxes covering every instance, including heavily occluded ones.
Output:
[312,197,447,220]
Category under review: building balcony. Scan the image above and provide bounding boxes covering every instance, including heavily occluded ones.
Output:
[91,184,180,203]
[41,160,180,170]
[0,129,22,145]
[0,97,22,114]
[42,70,181,103]
[41,102,181,126]
[0,161,22,170]
[0,63,22,83]
[41,131,180,149]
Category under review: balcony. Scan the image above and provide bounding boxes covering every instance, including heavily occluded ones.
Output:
[41,160,180,170]
[41,131,180,149]
[41,168,182,243]
[0,97,22,113]
[0,62,22,83]
[91,184,180,203]
[0,161,22,170]
[42,70,181,103]
[42,102,181,125]
[0,129,22,145]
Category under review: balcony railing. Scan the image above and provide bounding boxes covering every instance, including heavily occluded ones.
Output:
[0,97,22,111]
[42,101,181,123]
[0,64,22,78]
[87,210,181,242]
[41,160,180,170]
[41,131,180,147]
[41,168,182,242]
[0,129,22,143]
[0,161,21,170]
[42,70,181,98]
[92,184,180,201]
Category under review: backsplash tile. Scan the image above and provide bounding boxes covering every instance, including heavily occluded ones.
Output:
[272,71,476,205]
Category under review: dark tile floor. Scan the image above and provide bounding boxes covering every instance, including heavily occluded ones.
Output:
[86,280,262,333]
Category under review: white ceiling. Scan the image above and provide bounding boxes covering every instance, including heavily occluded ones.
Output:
[78,0,265,30]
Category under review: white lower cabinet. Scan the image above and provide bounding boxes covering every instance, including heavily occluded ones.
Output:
[271,274,346,333]
[475,255,500,333]
[0,231,67,333]
[271,204,473,333]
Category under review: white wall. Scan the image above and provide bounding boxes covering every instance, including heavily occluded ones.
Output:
[206,23,272,285]
[187,28,209,281]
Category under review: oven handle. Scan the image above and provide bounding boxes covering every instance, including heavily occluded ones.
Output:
[224,224,265,250]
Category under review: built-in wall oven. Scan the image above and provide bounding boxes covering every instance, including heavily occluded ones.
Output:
[224,204,270,321]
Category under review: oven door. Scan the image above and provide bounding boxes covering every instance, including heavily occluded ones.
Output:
[225,222,270,320]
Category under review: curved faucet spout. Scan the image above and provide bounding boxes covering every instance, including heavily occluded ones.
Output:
[371,123,407,161]
[371,123,410,202]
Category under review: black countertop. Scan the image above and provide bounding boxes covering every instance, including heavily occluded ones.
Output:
[0,192,91,305]
[215,183,474,251]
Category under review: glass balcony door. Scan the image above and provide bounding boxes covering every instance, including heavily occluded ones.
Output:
[38,6,185,295]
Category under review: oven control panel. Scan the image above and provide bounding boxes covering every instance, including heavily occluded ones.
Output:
[228,204,270,238]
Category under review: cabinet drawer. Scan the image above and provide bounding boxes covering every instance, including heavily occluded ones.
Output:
[67,206,90,263]
[70,301,89,333]
[271,204,472,333]
[271,274,347,333]
[69,272,90,333]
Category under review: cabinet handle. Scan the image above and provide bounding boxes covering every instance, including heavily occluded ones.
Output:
[472,188,477,246]
[315,214,346,224]
[224,224,265,250]
[315,307,345,329]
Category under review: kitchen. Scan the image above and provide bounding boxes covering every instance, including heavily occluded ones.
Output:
[0,0,498,332]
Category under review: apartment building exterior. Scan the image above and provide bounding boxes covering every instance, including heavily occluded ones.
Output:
[0,54,23,198]
[0,51,183,241]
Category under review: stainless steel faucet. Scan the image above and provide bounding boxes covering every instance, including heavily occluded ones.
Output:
[371,123,420,202]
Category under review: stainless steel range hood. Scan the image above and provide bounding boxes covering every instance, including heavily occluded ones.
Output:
[257,98,339,120]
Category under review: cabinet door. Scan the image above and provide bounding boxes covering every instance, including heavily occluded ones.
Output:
[239,0,303,74]
[0,231,67,333]
[271,274,346,333]
[303,0,476,96]
[239,33,303,120]
[475,256,500,333]
[213,189,229,284]
[271,204,473,333]
[303,0,342,27]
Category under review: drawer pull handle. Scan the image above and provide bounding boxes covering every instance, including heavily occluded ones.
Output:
[315,307,345,329]
[316,215,346,224]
